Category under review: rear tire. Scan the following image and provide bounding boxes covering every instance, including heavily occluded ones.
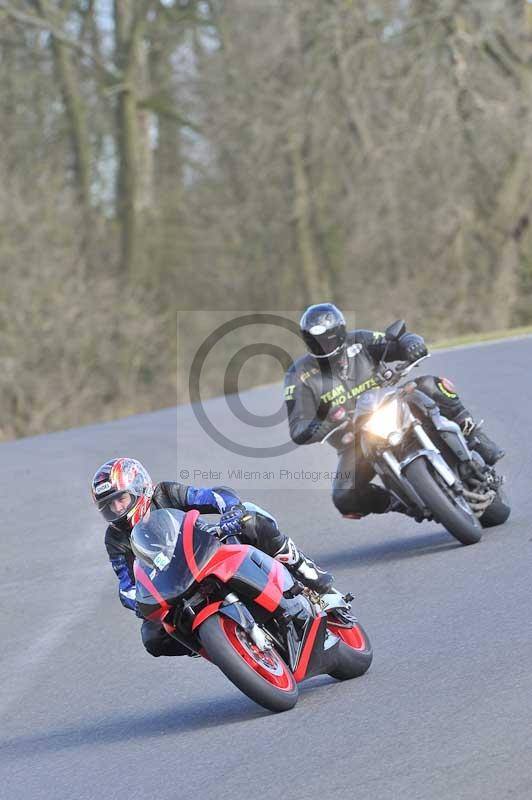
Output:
[480,487,511,528]
[404,457,481,545]
[198,614,298,713]
[328,621,373,681]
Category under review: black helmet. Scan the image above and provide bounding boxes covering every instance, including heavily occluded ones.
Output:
[299,303,347,359]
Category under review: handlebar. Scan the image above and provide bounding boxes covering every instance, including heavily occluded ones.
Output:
[373,353,430,386]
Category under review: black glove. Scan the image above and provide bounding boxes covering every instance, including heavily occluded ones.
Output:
[398,333,428,363]
[219,503,248,535]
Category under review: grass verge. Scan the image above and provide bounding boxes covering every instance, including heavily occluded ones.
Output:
[430,324,532,351]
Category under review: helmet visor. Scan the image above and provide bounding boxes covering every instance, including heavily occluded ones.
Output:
[97,490,137,523]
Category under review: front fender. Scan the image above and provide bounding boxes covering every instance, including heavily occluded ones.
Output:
[192,598,255,633]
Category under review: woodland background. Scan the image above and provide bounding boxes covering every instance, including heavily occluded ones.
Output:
[1,0,531,439]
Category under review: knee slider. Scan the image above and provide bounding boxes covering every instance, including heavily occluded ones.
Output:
[332,483,359,515]
[143,640,162,657]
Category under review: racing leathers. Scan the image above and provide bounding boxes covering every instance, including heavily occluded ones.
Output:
[284,329,504,518]
[105,482,332,656]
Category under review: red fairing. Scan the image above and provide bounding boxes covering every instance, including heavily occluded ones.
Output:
[293,615,323,682]
[197,546,249,583]
[191,601,223,631]
[134,561,171,623]
[182,509,249,583]
[183,509,201,577]
[254,559,284,613]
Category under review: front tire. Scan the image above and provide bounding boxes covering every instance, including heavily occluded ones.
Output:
[404,456,481,545]
[327,621,373,681]
[198,614,298,713]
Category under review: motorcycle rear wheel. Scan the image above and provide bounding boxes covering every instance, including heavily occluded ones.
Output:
[480,487,511,528]
[327,621,373,681]
[198,614,298,712]
[404,456,481,545]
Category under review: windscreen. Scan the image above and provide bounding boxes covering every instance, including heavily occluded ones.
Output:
[131,508,185,571]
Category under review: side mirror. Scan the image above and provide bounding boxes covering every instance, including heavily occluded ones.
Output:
[385,320,406,341]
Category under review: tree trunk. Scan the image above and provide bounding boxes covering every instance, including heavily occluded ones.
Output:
[113,0,150,275]
[34,0,93,266]
[288,125,329,302]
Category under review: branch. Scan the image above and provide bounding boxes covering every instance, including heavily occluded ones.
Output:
[138,94,201,131]
[0,1,121,81]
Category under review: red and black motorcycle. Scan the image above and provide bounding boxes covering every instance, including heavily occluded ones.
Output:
[132,508,372,712]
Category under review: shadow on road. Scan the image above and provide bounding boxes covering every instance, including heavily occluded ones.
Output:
[1,677,338,759]
[319,528,460,571]
[1,695,267,758]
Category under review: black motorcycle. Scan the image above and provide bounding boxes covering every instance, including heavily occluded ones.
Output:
[325,321,510,545]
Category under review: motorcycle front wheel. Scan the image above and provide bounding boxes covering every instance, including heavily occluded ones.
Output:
[404,456,481,545]
[198,614,298,712]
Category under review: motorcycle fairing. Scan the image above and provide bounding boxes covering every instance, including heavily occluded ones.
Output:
[292,614,332,681]
[134,560,173,627]
[191,599,256,633]
[182,510,294,613]
[136,509,295,624]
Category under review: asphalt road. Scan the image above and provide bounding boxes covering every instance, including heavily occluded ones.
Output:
[2,337,532,800]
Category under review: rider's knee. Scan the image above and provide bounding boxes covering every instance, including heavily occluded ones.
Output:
[143,639,163,657]
[141,621,190,657]
[332,482,361,515]
[413,374,465,419]
[141,624,164,657]
[415,374,461,403]
[333,482,390,516]
[413,374,440,398]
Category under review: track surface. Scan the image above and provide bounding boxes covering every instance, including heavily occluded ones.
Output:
[2,338,532,799]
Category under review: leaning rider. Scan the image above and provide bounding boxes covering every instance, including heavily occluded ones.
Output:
[91,457,333,657]
[284,303,505,519]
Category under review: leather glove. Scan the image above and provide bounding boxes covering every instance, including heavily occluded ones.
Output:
[398,333,428,363]
[119,586,137,612]
[327,405,356,445]
[219,503,248,535]
[328,405,348,424]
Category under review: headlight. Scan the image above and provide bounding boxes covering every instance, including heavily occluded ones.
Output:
[387,431,403,447]
[364,399,400,439]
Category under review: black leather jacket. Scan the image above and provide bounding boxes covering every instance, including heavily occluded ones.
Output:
[284,329,414,449]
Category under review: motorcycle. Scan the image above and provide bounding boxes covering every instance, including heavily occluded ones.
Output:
[323,320,510,545]
[132,508,373,713]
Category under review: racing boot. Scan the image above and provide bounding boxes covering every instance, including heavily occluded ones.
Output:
[274,537,334,595]
[456,411,505,466]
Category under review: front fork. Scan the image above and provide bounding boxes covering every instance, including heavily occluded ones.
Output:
[369,422,462,511]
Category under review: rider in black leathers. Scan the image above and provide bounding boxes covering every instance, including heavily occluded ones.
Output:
[92,458,333,657]
[284,304,505,518]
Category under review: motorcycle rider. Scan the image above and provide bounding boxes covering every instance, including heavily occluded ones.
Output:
[91,457,333,657]
[284,303,505,519]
